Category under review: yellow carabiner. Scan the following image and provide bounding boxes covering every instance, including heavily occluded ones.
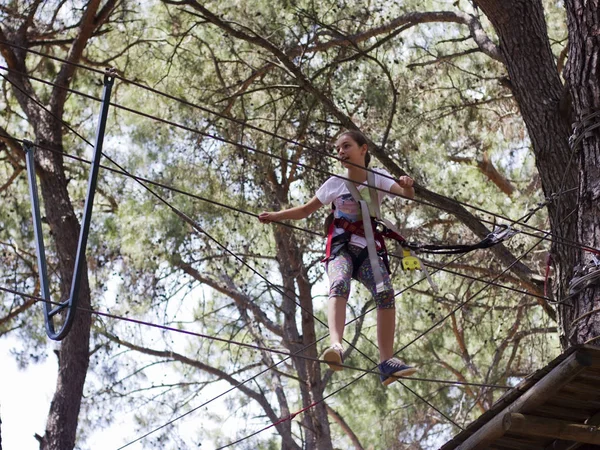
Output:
[401,249,421,271]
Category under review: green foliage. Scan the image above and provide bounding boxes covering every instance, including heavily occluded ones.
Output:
[0,0,569,448]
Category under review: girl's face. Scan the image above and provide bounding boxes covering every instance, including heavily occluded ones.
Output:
[335,134,367,168]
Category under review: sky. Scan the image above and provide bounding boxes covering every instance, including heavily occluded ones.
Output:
[0,336,133,450]
[0,325,275,450]
[1,335,54,450]
[1,335,163,450]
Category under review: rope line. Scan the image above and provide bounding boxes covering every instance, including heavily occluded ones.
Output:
[216,210,573,450]
[0,69,352,361]
[0,285,507,390]
[6,135,320,236]
[0,281,504,449]
[113,247,483,449]
[3,126,593,261]
[2,67,477,447]
[393,208,578,360]
[198,220,554,448]
[0,41,572,242]
[0,62,487,446]
[0,74,562,445]
[213,200,577,447]
[549,110,598,250]
[0,109,551,450]
[0,41,578,447]
[1,60,597,255]
[0,134,562,306]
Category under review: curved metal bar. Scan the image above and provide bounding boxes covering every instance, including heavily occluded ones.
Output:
[24,69,115,340]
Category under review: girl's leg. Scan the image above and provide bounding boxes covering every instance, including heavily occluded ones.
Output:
[377,308,395,362]
[325,249,353,347]
[328,295,347,346]
[354,249,396,362]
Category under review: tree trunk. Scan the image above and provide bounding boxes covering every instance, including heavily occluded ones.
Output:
[33,133,92,450]
[0,3,118,448]
[561,0,600,346]
[473,0,582,349]
[274,223,333,450]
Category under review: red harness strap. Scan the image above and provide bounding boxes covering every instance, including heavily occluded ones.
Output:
[324,220,337,260]
[324,217,407,261]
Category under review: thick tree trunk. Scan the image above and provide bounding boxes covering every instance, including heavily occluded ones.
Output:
[0,4,117,448]
[561,0,600,346]
[33,134,92,450]
[474,0,581,349]
[274,224,333,450]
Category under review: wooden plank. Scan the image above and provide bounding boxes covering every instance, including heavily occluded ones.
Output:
[581,356,600,370]
[581,366,600,377]
[544,411,600,450]
[456,350,591,450]
[532,404,591,422]
[573,372,600,384]
[559,381,600,398]
[503,413,600,444]
[545,393,600,411]
[492,435,549,450]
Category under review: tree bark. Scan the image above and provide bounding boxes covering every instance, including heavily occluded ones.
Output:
[473,0,582,348]
[273,222,333,450]
[0,2,118,448]
[561,0,600,347]
[266,164,332,449]
[35,137,93,450]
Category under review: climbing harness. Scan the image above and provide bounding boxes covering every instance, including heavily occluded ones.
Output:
[323,170,436,292]
[24,68,116,340]
[324,170,519,293]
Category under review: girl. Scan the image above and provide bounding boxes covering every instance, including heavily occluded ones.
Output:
[259,130,416,386]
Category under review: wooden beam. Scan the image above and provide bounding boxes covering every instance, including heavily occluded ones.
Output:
[457,350,592,450]
[534,404,591,422]
[493,435,547,450]
[503,413,600,444]
[544,411,600,450]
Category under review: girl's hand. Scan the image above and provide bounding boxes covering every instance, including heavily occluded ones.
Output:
[398,176,414,188]
[258,211,278,224]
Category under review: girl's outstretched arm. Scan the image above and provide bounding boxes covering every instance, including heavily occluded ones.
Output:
[390,175,415,199]
[258,196,323,224]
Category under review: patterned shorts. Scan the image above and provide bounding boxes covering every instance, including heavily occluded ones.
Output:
[326,244,395,309]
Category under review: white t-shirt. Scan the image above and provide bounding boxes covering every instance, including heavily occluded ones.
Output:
[315,168,396,248]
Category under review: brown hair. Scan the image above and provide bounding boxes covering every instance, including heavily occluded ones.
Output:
[338,130,371,167]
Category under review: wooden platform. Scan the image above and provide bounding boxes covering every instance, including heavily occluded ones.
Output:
[440,345,600,450]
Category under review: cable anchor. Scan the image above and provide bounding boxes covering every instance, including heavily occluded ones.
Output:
[487,224,518,245]
[568,255,600,296]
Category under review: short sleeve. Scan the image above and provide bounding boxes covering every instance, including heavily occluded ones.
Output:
[315,177,336,205]
[374,168,396,201]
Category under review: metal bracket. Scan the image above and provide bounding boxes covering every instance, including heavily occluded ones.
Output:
[488,225,518,244]
[24,68,116,340]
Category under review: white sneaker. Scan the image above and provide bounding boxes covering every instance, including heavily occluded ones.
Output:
[322,344,344,371]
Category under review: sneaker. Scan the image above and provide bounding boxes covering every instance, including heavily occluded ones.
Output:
[322,344,344,371]
[378,357,417,385]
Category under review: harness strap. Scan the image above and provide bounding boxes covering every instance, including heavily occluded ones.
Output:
[347,175,438,293]
[344,180,386,293]
[324,219,336,260]
[367,170,381,220]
